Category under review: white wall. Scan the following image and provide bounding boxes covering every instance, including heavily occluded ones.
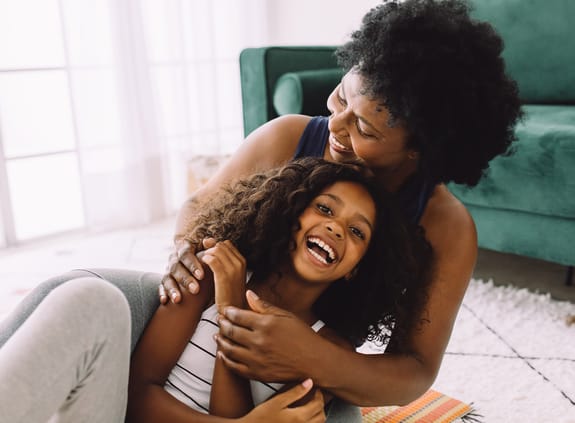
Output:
[265,0,381,46]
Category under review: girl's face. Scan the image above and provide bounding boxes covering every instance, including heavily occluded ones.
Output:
[326,71,419,179]
[290,181,376,285]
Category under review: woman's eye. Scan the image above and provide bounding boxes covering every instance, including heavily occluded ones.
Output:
[337,91,347,106]
[355,120,373,138]
[317,204,333,215]
[350,227,365,240]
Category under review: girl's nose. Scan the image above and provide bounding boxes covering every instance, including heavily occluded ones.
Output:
[326,223,343,239]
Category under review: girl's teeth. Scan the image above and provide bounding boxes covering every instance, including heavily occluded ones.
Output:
[308,237,336,261]
[309,248,328,264]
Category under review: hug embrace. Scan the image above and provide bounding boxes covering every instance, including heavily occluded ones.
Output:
[0,0,522,422]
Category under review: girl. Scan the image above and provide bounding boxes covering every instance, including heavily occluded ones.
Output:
[127,157,433,422]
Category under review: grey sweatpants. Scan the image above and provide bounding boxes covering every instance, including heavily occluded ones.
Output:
[0,276,131,423]
[0,268,361,423]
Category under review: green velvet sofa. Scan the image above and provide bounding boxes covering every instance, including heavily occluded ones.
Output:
[239,0,575,284]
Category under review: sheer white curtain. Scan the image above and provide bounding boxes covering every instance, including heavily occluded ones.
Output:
[0,0,267,246]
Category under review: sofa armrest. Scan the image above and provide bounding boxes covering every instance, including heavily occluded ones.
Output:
[273,68,344,116]
[239,46,339,136]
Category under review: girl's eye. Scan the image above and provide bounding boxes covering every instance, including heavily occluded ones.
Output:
[317,203,333,215]
[350,226,366,240]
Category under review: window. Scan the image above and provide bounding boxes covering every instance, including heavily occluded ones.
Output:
[0,0,267,246]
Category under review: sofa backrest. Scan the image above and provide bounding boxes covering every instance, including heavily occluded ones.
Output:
[469,0,575,103]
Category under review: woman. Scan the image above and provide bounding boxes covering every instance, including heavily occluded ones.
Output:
[162,0,522,413]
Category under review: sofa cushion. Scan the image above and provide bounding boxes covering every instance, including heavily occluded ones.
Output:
[469,0,575,103]
[273,68,344,116]
[449,105,575,218]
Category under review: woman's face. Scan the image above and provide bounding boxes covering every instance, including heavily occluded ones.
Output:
[290,181,376,285]
[326,71,418,179]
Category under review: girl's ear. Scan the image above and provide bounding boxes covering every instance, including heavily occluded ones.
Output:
[407,149,420,161]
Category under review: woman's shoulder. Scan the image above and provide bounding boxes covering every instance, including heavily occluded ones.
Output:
[240,114,314,167]
[195,115,314,197]
[420,184,477,255]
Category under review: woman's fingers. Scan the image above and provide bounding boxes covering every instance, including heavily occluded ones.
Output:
[160,273,182,303]
[177,240,205,281]
[217,316,254,345]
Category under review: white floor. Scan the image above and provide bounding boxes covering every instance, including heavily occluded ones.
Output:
[1,218,574,422]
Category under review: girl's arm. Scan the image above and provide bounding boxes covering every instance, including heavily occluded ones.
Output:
[127,273,221,422]
[214,186,477,406]
[201,240,253,417]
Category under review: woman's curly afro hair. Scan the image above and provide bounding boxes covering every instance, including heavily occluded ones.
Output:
[336,0,523,186]
[185,157,434,349]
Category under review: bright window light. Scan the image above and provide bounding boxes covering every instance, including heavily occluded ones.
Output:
[0,71,75,158]
[0,0,65,69]
[7,153,84,240]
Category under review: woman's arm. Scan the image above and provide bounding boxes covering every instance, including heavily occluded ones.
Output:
[163,115,311,303]
[202,240,253,417]
[215,186,477,406]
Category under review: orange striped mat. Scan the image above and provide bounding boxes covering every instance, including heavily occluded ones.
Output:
[361,389,475,423]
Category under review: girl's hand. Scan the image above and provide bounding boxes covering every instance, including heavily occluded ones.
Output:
[201,239,247,312]
[240,379,325,423]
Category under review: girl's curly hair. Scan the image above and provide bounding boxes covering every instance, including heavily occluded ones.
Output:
[336,0,523,186]
[185,157,434,350]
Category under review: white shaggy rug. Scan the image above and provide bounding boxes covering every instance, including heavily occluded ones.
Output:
[431,279,575,423]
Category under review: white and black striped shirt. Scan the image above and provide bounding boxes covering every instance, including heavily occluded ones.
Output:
[164,302,325,413]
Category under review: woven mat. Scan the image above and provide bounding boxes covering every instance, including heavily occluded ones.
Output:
[361,389,477,423]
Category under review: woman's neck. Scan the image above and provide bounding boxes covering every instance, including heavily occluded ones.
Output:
[373,159,419,193]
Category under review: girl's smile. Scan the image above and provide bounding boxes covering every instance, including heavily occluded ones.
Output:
[290,180,376,284]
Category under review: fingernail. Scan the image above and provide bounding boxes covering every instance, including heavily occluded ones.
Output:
[246,290,259,300]
[189,282,198,294]
[302,378,313,388]
[194,269,202,278]
[171,292,178,301]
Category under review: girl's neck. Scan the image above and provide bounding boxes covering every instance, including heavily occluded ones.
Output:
[250,271,328,326]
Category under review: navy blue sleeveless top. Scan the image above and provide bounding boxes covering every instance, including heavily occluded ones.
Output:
[294,116,435,224]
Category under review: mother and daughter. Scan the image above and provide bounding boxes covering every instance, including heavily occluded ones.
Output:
[1,157,432,422]
[0,0,523,422]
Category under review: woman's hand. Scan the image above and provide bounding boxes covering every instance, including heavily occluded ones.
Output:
[159,238,216,304]
[201,240,247,312]
[240,379,325,423]
[215,290,321,382]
